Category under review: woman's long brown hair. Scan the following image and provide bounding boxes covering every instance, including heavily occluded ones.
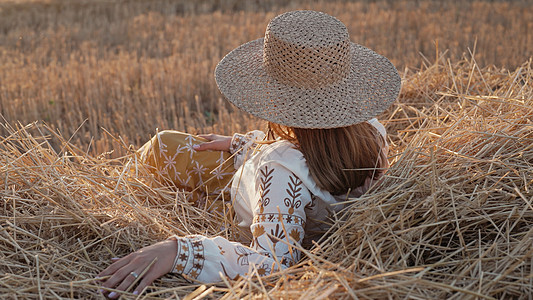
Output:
[268,121,386,195]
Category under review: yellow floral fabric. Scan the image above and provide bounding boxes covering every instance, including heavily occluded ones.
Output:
[138,130,235,202]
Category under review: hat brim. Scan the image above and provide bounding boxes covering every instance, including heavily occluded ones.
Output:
[215,38,401,129]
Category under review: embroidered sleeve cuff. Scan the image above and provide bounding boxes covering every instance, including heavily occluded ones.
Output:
[230,130,266,169]
[167,235,208,280]
[229,130,266,154]
[168,236,192,274]
[229,133,246,154]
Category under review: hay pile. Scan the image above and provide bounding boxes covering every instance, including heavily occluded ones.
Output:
[1,55,532,299]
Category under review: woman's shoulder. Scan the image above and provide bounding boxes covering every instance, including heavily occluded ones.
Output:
[367,118,387,138]
[257,140,305,164]
[254,140,337,204]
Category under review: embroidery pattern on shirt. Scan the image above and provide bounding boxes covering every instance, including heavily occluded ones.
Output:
[189,237,205,279]
[256,262,272,276]
[258,165,274,213]
[254,168,308,267]
[253,213,305,226]
[230,131,264,154]
[267,223,286,249]
[230,134,245,154]
[234,246,255,266]
[289,228,302,243]
[230,131,266,169]
[252,224,265,247]
[172,238,190,273]
[284,173,302,214]
[256,250,293,268]
[220,262,240,280]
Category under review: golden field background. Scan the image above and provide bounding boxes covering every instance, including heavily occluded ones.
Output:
[0,0,532,299]
[1,0,532,155]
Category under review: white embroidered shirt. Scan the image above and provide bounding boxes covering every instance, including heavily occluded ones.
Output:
[169,119,388,282]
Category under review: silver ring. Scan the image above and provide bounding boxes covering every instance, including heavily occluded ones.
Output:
[130,271,139,279]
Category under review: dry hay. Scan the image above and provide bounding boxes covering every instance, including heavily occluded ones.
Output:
[1,54,532,299]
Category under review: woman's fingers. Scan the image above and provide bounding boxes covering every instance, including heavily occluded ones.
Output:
[197,134,215,141]
[194,141,220,151]
[131,272,159,296]
[98,240,178,297]
[100,263,134,290]
[109,266,146,298]
[100,260,145,298]
[193,135,232,151]
[98,255,131,278]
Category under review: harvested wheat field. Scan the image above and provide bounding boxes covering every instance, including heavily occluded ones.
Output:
[1,0,533,299]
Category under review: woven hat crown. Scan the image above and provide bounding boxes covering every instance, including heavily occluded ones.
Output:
[263,11,351,88]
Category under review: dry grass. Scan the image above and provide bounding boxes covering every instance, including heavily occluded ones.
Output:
[1,53,532,298]
[1,0,532,155]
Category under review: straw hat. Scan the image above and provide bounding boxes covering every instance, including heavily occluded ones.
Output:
[215,10,401,129]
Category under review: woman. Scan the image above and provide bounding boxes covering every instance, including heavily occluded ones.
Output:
[98,10,401,298]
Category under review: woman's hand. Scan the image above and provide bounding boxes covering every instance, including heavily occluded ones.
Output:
[98,239,177,298]
[194,134,232,151]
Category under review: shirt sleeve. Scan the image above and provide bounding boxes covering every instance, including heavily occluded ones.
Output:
[229,130,266,170]
[168,161,310,283]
